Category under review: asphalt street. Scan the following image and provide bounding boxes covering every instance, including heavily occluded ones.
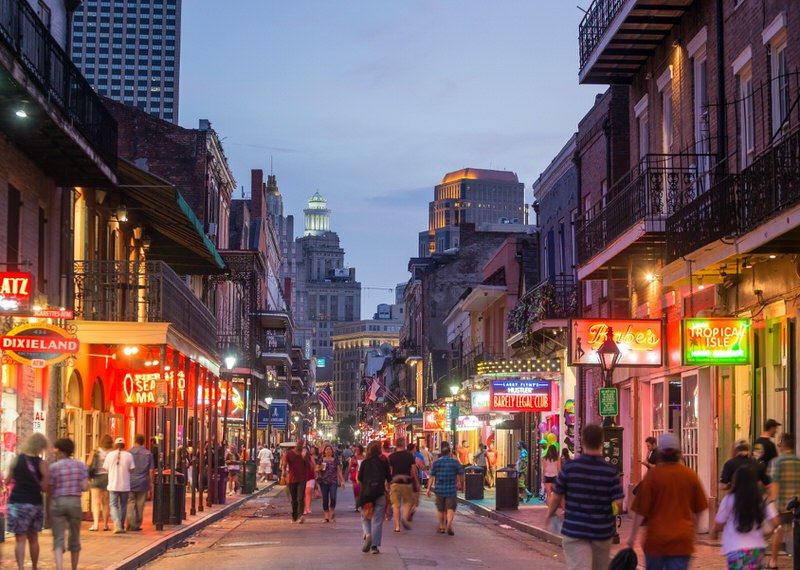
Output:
[145,483,566,570]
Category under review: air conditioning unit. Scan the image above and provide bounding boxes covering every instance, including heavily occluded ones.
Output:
[207,222,218,236]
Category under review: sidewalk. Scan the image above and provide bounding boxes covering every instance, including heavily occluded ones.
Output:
[458,487,791,569]
[0,482,275,569]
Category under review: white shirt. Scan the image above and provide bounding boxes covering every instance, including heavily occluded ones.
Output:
[715,493,777,554]
[258,448,273,464]
[103,449,135,492]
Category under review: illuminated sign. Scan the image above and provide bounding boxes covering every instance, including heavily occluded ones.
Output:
[456,415,483,430]
[1,323,78,366]
[569,319,663,367]
[470,390,490,414]
[316,357,326,367]
[32,308,74,319]
[681,318,751,365]
[423,408,446,432]
[490,379,552,412]
[0,272,32,314]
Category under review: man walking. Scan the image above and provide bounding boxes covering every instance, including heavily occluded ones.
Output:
[388,437,418,532]
[768,432,800,568]
[126,434,153,531]
[628,432,708,570]
[457,440,471,467]
[486,443,498,487]
[719,438,769,491]
[473,444,488,487]
[427,442,464,536]
[418,441,433,472]
[545,424,624,570]
[103,437,135,534]
[283,441,309,523]
[257,445,273,482]
[754,419,781,474]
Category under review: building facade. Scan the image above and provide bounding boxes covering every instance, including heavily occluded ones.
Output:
[71,0,181,122]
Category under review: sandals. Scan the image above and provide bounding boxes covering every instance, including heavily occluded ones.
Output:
[437,528,445,534]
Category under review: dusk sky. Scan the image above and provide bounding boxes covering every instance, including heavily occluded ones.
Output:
[179,2,603,314]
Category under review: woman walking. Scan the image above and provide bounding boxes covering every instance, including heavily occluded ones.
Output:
[349,445,364,509]
[5,433,49,570]
[318,444,345,522]
[87,434,113,531]
[48,438,89,570]
[714,466,778,569]
[542,445,560,504]
[357,441,391,555]
[302,446,316,515]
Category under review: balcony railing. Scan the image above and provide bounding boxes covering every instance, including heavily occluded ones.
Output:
[0,0,117,165]
[577,154,714,264]
[508,276,577,337]
[73,260,217,356]
[261,331,289,353]
[578,0,625,70]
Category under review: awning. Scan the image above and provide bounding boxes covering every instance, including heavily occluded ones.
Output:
[461,285,506,312]
[117,159,226,274]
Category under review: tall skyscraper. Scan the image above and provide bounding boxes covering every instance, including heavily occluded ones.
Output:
[71,0,181,123]
[418,168,526,256]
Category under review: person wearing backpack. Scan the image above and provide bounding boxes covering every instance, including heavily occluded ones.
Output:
[87,434,113,531]
[357,441,391,554]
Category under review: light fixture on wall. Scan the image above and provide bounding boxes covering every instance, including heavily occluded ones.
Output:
[14,101,28,118]
[116,203,128,222]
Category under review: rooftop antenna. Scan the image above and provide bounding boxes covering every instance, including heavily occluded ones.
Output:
[270,155,273,175]
[241,185,245,198]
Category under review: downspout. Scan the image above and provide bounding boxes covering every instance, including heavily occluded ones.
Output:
[715,0,728,170]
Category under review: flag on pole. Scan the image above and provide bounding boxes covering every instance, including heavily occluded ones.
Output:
[368,377,381,402]
[319,384,337,416]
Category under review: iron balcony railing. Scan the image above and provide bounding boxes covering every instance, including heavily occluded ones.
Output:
[578,0,625,70]
[261,331,289,353]
[576,153,715,264]
[0,0,117,166]
[508,276,577,337]
[73,260,217,356]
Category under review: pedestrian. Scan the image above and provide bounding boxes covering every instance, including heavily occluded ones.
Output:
[349,445,365,509]
[473,444,488,487]
[640,436,658,470]
[5,433,49,570]
[283,440,309,523]
[388,437,417,532]
[427,441,464,536]
[542,444,560,504]
[103,437,135,534]
[516,440,534,503]
[754,419,781,476]
[186,445,195,490]
[414,443,429,490]
[257,444,273,482]
[628,432,709,570]
[407,442,421,520]
[457,440,471,467]
[225,445,239,496]
[272,446,281,480]
[714,465,778,570]
[304,446,317,515]
[719,439,770,492]
[419,440,433,473]
[544,425,623,570]
[48,438,89,570]
[126,434,153,532]
[318,444,345,522]
[357,441,391,554]
[87,434,113,531]
[768,432,800,569]
[560,448,572,468]
[486,442,498,488]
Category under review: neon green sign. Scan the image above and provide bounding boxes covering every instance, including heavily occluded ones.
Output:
[681,318,751,365]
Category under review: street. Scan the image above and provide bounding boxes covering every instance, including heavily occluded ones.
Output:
[146,484,565,570]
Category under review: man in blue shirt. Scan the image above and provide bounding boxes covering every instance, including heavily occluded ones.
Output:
[427,442,464,535]
[544,424,623,570]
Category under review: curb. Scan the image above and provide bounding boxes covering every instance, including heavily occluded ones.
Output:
[112,482,277,570]
[457,497,563,546]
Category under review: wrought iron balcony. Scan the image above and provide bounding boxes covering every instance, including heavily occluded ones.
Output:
[0,0,117,181]
[508,276,577,337]
[576,153,714,270]
[73,260,217,356]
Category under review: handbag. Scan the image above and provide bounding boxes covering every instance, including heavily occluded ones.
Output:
[609,547,637,570]
[87,451,99,479]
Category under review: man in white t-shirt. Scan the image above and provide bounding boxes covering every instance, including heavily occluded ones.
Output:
[257,446,274,481]
[103,437,135,534]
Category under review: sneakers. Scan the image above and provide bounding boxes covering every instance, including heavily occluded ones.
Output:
[371,546,380,554]
[362,535,372,553]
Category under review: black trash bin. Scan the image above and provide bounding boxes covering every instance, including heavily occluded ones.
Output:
[239,460,257,494]
[217,467,228,504]
[464,466,484,500]
[154,471,186,524]
[495,466,519,511]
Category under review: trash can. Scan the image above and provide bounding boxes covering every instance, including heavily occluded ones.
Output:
[217,467,228,504]
[495,466,519,511]
[239,460,257,494]
[154,471,185,524]
[464,466,484,500]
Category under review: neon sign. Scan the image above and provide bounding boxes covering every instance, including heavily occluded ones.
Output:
[490,379,552,412]
[1,323,78,366]
[0,272,32,314]
[681,318,751,365]
[569,319,663,367]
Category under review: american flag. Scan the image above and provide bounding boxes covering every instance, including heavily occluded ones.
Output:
[319,384,337,416]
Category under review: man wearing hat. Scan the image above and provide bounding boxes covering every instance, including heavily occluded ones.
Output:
[426,442,464,536]
[719,439,770,491]
[754,419,781,473]
[103,437,135,534]
[628,432,708,569]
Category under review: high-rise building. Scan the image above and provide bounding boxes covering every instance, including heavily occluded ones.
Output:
[418,168,526,256]
[71,0,181,123]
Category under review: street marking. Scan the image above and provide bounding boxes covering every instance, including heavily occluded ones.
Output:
[217,541,281,548]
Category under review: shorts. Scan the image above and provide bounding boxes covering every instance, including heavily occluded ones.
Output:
[544,476,557,484]
[258,462,272,475]
[89,473,108,490]
[306,479,315,489]
[390,482,414,505]
[7,503,44,534]
[435,495,457,512]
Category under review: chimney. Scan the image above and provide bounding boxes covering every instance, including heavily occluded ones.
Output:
[251,169,266,221]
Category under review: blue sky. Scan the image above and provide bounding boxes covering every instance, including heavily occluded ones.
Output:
[179,1,603,315]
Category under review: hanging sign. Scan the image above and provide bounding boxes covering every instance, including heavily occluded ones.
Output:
[470,390,490,414]
[32,308,74,319]
[1,323,78,366]
[490,378,552,412]
[0,272,32,314]
[681,318,751,365]
[423,408,446,432]
[117,369,188,407]
[569,319,663,367]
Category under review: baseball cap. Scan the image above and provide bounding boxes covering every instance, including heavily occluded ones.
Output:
[734,438,750,452]
[440,442,451,454]
[657,432,680,452]
[114,437,125,446]
[765,419,781,430]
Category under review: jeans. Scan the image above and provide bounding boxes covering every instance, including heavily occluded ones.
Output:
[126,490,148,530]
[50,496,82,552]
[361,495,387,547]
[320,482,338,512]
[288,482,305,521]
[108,491,129,532]
[645,555,691,570]
[562,536,612,570]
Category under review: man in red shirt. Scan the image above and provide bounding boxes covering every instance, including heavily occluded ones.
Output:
[282,441,309,523]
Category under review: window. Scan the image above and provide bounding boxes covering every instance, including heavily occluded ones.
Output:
[635,94,650,161]
[733,47,754,168]
[37,0,51,29]
[690,28,711,186]
[769,38,789,137]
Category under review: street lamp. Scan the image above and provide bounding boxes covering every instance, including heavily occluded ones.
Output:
[449,385,459,396]
[224,355,236,370]
[408,404,417,446]
[265,396,273,450]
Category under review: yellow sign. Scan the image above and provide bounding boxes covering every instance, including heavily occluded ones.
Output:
[1,323,79,366]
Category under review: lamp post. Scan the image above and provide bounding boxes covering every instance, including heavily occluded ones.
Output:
[449,385,459,445]
[221,355,236,453]
[596,327,622,427]
[408,404,417,446]
[265,396,273,450]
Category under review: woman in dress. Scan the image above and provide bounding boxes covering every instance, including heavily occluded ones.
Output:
[357,441,391,554]
[349,445,365,508]
[87,434,113,531]
[5,432,49,570]
[318,444,345,522]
